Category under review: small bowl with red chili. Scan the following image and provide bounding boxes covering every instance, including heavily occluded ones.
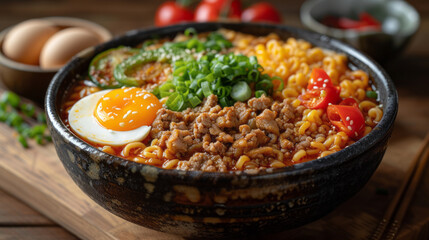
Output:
[300,0,420,62]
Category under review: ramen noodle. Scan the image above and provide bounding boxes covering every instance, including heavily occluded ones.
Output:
[60,29,383,172]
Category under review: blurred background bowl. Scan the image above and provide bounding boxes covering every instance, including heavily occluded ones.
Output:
[0,16,112,104]
[300,0,420,62]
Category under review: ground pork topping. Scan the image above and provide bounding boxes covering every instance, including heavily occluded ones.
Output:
[150,94,306,172]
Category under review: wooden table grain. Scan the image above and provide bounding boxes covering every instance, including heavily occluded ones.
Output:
[0,0,428,239]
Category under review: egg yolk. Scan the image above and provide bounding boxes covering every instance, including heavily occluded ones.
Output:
[94,88,161,131]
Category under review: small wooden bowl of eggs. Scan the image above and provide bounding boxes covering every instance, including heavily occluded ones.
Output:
[0,17,112,103]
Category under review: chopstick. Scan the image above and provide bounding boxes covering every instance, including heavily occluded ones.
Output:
[370,132,429,240]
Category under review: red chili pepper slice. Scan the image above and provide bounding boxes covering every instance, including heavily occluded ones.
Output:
[359,12,381,28]
[299,86,341,109]
[339,97,359,108]
[327,104,365,140]
[322,12,381,31]
[337,17,367,30]
[307,68,335,90]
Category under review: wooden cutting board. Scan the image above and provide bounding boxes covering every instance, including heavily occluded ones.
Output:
[0,95,428,240]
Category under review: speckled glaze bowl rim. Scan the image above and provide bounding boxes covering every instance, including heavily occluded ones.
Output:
[0,16,112,73]
[300,0,420,38]
[45,22,398,181]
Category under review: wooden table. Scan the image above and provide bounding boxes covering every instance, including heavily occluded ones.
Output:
[0,0,428,239]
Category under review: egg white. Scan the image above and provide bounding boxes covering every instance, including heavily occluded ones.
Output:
[68,90,151,146]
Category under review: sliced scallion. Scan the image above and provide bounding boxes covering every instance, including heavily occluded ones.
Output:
[18,135,28,148]
[201,81,212,97]
[255,90,267,98]
[231,81,252,102]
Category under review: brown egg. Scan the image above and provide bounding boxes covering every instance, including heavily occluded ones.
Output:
[39,27,101,69]
[2,19,59,65]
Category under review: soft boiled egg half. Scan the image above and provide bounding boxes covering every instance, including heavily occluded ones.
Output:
[68,87,161,146]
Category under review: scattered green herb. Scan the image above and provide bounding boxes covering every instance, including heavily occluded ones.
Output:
[0,91,51,148]
[366,90,378,99]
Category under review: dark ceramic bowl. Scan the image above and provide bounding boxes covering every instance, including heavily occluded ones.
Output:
[45,22,398,239]
[300,0,420,62]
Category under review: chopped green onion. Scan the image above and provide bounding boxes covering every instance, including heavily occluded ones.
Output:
[20,103,35,117]
[255,79,273,94]
[189,96,202,107]
[0,110,6,122]
[29,125,46,138]
[165,93,185,111]
[44,135,52,142]
[201,82,212,97]
[0,91,50,148]
[247,69,260,82]
[0,102,6,111]
[184,28,197,37]
[1,91,20,108]
[37,113,46,124]
[35,135,43,145]
[18,135,28,148]
[255,90,267,98]
[16,123,31,136]
[6,112,23,127]
[148,29,281,111]
[231,81,252,102]
[272,76,284,91]
[366,90,378,99]
[219,97,230,108]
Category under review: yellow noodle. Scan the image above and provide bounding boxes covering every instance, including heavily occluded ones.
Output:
[320,150,336,158]
[292,150,307,162]
[235,155,250,170]
[311,142,326,151]
[368,107,383,123]
[101,146,115,155]
[163,159,179,169]
[270,161,286,168]
[299,121,311,135]
[143,146,163,159]
[121,142,146,157]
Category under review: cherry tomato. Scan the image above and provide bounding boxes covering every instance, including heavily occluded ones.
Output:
[299,86,341,109]
[195,0,242,22]
[155,1,194,26]
[241,2,281,23]
[308,68,335,90]
[327,104,365,140]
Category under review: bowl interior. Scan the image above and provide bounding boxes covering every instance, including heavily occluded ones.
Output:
[46,22,398,178]
[300,0,419,62]
[301,0,419,38]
